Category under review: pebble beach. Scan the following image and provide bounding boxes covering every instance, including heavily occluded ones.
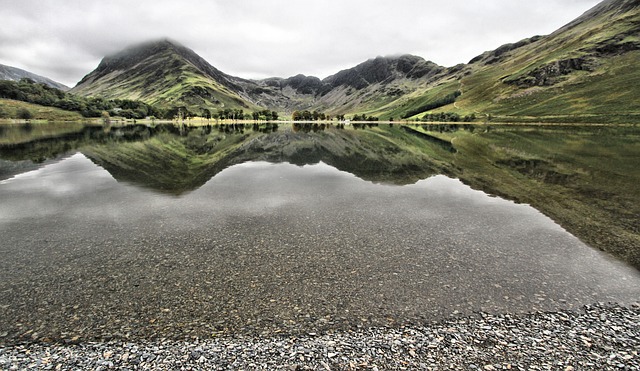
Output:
[2,303,638,370]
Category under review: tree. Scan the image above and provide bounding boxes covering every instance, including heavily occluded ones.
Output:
[17,108,33,120]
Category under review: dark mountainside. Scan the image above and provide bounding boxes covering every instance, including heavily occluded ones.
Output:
[66,0,639,121]
[259,55,441,95]
[249,54,443,113]
[0,64,69,91]
[326,55,442,87]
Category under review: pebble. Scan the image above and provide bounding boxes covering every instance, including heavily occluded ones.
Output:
[1,303,638,369]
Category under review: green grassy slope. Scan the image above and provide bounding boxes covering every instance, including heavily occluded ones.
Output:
[377,0,640,122]
[0,99,83,121]
[71,41,259,113]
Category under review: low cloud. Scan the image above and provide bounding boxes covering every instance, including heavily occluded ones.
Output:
[0,0,601,86]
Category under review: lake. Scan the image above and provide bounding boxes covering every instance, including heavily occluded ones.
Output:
[0,122,639,343]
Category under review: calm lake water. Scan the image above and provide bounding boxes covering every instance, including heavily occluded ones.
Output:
[0,122,638,343]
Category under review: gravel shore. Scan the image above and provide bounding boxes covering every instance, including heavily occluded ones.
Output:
[1,303,638,370]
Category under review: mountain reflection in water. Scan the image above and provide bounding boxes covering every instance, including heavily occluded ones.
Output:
[1,122,458,194]
[1,121,639,343]
[1,121,639,271]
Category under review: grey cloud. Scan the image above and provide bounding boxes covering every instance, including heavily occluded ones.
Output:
[0,0,602,86]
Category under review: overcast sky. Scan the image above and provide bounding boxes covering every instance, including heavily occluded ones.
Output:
[0,0,602,87]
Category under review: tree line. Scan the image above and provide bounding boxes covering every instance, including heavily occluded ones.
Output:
[0,78,160,119]
[421,112,476,122]
[292,110,328,121]
[0,79,286,122]
[173,107,279,121]
[350,114,379,121]
[291,110,380,121]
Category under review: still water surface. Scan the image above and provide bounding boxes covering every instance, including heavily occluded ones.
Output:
[0,123,638,342]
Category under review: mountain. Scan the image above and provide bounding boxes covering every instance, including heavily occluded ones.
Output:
[0,64,69,91]
[69,0,639,122]
[71,39,444,116]
[71,39,259,111]
[248,55,444,114]
[375,0,640,122]
[313,55,443,114]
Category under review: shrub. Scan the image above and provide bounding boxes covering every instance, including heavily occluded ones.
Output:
[17,108,33,120]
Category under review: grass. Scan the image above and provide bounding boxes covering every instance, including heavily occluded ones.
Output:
[0,99,83,122]
[488,51,640,119]
[366,79,462,120]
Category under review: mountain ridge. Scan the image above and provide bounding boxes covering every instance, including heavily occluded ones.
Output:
[68,0,640,121]
[72,38,444,116]
[0,64,69,91]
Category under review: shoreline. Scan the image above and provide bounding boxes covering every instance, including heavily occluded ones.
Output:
[2,303,638,369]
[1,118,640,127]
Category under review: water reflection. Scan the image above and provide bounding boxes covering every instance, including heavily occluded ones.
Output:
[0,121,639,271]
[0,151,638,343]
[0,122,451,193]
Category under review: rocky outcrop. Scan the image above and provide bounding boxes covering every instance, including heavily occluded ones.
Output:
[504,57,596,87]
[469,36,543,65]
[323,55,442,91]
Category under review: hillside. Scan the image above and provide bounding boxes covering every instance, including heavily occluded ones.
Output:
[377,0,640,122]
[0,64,69,91]
[316,55,443,115]
[0,99,82,121]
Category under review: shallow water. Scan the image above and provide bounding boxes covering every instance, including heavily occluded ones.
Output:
[1,130,639,343]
